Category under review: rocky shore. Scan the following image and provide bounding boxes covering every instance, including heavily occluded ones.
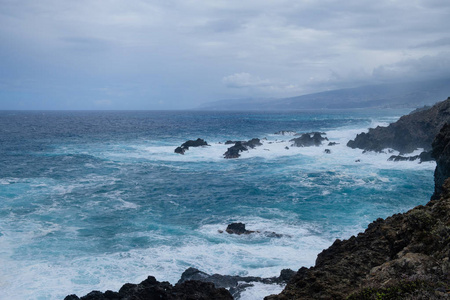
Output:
[66,104,450,299]
[348,97,450,154]
[266,123,450,299]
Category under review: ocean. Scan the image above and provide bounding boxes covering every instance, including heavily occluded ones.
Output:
[0,110,435,300]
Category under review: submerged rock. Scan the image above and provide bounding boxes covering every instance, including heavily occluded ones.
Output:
[274,130,298,136]
[65,275,232,300]
[290,132,328,147]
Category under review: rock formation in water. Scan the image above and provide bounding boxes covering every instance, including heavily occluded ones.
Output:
[178,267,295,299]
[347,97,450,154]
[223,138,263,159]
[290,132,328,147]
[266,124,450,299]
[65,275,233,300]
[174,138,209,155]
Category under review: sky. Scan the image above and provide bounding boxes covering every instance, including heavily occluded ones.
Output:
[0,0,449,110]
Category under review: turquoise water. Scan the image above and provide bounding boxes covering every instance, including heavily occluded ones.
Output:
[0,110,435,299]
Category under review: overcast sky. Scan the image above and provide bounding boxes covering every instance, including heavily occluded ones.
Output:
[1,0,449,110]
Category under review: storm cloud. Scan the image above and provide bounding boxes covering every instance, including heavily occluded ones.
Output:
[0,0,449,109]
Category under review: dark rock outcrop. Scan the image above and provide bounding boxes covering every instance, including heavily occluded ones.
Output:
[223,138,263,159]
[225,222,255,235]
[327,142,339,146]
[65,275,232,300]
[178,267,295,299]
[267,124,450,300]
[432,123,450,199]
[347,97,450,154]
[387,151,434,163]
[222,223,287,238]
[174,138,209,154]
[290,132,328,147]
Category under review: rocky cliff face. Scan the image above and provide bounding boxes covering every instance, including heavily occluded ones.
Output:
[347,97,450,154]
[267,124,450,299]
[432,123,450,200]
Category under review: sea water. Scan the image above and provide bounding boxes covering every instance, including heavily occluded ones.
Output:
[0,110,435,299]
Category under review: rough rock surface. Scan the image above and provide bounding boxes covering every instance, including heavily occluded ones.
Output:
[290,132,328,147]
[178,267,295,299]
[65,276,232,300]
[225,222,254,234]
[174,138,209,154]
[223,138,262,159]
[347,97,450,154]
[267,124,450,300]
[432,123,450,199]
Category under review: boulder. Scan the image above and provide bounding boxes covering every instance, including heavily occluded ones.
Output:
[225,222,254,235]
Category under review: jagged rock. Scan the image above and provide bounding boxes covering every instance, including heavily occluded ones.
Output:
[290,132,328,147]
[267,122,450,300]
[285,146,289,150]
[181,138,208,148]
[223,142,248,159]
[388,154,420,162]
[432,123,450,199]
[178,267,295,299]
[419,150,433,162]
[347,98,450,154]
[174,147,185,155]
[223,139,262,159]
[225,222,254,234]
[65,275,232,300]
[328,142,339,146]
[222,223,287,238]
[324,149,331,154]
[174,138,209,154]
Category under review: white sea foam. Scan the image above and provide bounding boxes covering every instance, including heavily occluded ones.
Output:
[239,282,285,300]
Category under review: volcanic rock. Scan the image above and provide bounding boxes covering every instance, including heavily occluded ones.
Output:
[174,138,209,154]
[223,138,263,159]
[178,267,295,299]
[432,123,450,199]
[266,123,450,300]
[65,275,232,300]
[290,132,328,147]
[347,97,450,154]
[225,222,254,234]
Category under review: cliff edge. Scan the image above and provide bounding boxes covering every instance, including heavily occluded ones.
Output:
[347,97,450,154]
[267,124,450,299]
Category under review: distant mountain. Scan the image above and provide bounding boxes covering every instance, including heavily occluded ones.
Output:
[197,78,450,110]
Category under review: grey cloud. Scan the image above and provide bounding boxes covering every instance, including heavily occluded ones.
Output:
[412,38,450,49]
